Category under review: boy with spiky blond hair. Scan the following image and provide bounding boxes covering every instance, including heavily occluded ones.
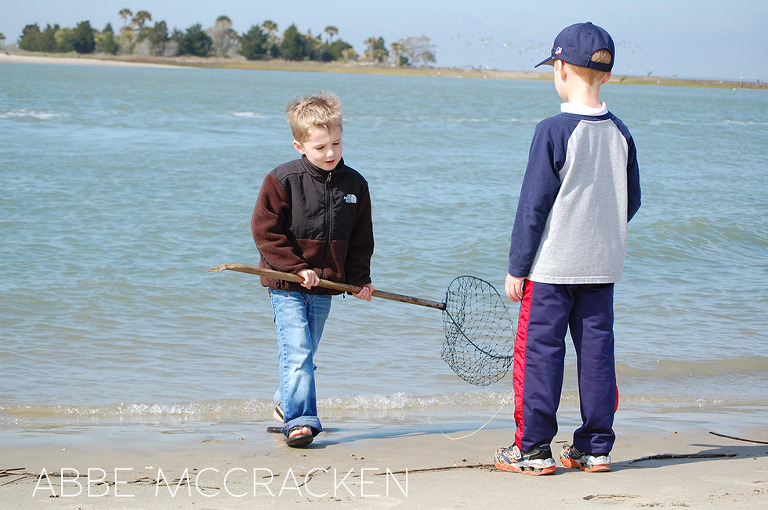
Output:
[494,22,641,474]
[252,92,375,447]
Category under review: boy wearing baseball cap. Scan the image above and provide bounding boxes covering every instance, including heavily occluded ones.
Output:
[494,22,641,475]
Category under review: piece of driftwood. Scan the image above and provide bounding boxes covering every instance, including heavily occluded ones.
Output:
[1,468,29,487]
[627,452,737,465]
[709,431,768,445]
[375,463,495,476]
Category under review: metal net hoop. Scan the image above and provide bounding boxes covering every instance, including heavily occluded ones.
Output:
[440,276,516,386]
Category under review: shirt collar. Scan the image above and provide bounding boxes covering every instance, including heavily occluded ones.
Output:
[560,102,608,116]
[302,155,345,180]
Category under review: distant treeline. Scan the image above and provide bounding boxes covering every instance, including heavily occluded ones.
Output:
[10,9,437,66]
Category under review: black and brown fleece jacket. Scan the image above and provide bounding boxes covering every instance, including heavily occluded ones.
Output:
[251,156,374,294]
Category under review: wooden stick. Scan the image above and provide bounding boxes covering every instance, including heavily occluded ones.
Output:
[375,463,495,475]
[709,431,768,445]
[208,263,446,310]
[627,452,737,464]
[0,468,26,476]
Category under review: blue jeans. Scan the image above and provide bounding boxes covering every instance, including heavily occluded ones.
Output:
[269,289,332,435]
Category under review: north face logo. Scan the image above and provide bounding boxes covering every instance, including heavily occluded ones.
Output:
[343,194,357,204]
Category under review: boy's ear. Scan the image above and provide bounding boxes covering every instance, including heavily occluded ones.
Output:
[293,139,304,154]
[552,60,567,81]
[601,71,612,84]
[555,59,567,80]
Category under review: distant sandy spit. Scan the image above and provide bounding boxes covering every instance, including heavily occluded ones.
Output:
[0,52,178,68]
[2,51,764,88]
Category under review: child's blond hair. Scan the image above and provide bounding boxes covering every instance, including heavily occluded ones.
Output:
[568,49,613,85]
[286,92,343,143]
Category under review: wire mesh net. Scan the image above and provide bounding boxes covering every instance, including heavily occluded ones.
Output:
[441,276,515,386]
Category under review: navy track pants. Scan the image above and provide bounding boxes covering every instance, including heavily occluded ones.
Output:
[513,280,617,455]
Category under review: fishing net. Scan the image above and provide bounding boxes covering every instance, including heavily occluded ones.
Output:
[440,276,515,386]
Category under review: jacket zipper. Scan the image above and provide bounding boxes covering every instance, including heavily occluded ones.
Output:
[320,171,333,279]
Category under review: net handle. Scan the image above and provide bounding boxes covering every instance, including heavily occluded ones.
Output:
[208,263,446,310]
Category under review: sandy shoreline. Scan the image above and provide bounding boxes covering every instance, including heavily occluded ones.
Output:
[2,424,766,509]
[0,52,180,69]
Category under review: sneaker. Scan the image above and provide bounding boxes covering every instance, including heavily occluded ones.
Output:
[272,402,284,424]
[560,445,611,472]
[494,444,556,475]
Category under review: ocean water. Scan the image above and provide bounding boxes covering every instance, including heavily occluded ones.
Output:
[1,62,767,442]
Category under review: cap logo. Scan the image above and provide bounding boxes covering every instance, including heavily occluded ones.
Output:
[554,46,563,56]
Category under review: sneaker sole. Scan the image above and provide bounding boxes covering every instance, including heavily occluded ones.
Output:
[494,461,556,476]
[560,458,610,472]
[583,464,611,473]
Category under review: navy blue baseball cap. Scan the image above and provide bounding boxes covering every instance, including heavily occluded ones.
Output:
[535,22,615,72]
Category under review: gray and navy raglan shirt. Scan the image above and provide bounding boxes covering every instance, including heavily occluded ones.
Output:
[508,103,641,284]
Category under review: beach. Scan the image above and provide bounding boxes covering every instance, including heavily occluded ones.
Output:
[2,425,767,508]
[2,53,767,509]
[0,52,180,68]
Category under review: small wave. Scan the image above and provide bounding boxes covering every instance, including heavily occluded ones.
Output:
[6,382,764,425]
[724,119,768,127]
[643,117,768,129]
[0,399,265,421]
[232,111,264,118]
[0,109,61,120]
[0,393,517,421]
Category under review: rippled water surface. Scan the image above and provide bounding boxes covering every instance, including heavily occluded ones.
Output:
[1,63,766,433]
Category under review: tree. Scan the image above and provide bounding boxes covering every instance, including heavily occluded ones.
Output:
[20,23,59,52]
[55,27,76,53]
[324,25,338,43]
[148,21,170,56]
[341,47,358,61]
[396,36,436,66]
[364,36,387,63]
[262,20,278,39]
[178,23,211,57]
[132,10,152,31]
[118,8,133,27]
[390,41,404,66]
[239,24,268,60]
[18,23,70,52]
[303,29,324,61]
[100,23,119,55]
[169,28,184,54]
[18,23,41,51]
[208,15,239,57]
[280,24,305,60]
[0,32,5,49]
[40,24,59,52]
[326,39,354,61]
[73,20,95,54]
[262,20,279,58]
[116,17,136,51]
